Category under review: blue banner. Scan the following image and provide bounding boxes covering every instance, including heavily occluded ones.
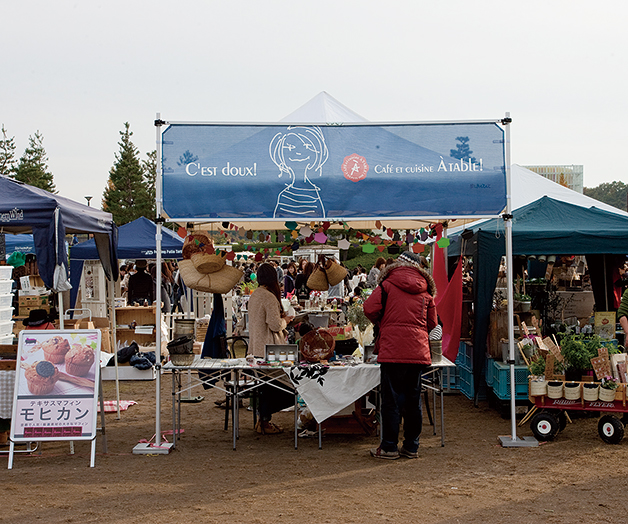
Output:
[161,123,506,221]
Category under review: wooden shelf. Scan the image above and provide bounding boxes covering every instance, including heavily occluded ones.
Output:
[115,306,156,346]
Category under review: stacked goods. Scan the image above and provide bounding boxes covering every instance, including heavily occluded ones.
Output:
[0,266,14,344]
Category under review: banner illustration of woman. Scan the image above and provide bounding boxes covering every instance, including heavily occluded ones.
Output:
[270,126,329,218]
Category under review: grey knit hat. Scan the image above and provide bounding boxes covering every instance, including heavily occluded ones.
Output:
[397,251,424,269]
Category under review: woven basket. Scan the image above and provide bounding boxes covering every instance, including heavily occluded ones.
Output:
[547,381,563,399]
[325,260,347,286]
[429,340,442,360]
[299,328,336,362]
[529,379,548,397]
[583,383,599,401]
[179,260,243,294]
[307,267,329,291]
[599,387,617,402]
[191,252,225,274]
[564,382,581,400]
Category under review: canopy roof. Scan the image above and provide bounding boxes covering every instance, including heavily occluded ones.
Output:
[0,176,117,289]
[69,216,182,309]
[71,216,183,261]
[471,195,628,255]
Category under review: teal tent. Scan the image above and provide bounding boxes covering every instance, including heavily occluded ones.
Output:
[450,196,628,400]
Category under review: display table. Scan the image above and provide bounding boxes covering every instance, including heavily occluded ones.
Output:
[164,355,455,450]
[164,357,296,450]
[422,355,456,447]
[286,363,379,423]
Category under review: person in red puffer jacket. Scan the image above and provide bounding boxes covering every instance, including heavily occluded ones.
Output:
[363,251,438,460]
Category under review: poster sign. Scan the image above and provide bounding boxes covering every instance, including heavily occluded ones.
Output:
[11,330,101,442]
[161,122,506,221]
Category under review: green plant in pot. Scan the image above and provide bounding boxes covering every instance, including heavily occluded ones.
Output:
[559,334,618,380]
[528,355,546,377]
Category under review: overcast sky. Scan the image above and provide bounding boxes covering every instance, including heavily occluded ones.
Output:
[2,1,626,209]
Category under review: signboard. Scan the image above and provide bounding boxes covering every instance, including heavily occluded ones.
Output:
[11,330,101,442]
[161,122,506,221]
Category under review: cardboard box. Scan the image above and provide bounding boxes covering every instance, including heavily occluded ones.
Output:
[19,304,50,317]
[18,295,49,307]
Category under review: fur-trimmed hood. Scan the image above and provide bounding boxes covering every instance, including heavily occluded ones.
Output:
[377,260,437,297]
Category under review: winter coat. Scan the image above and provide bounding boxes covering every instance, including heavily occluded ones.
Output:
[283,274,296,297]
[248,286,288,358]
[363,262,438,364]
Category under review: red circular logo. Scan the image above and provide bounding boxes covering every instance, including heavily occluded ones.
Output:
[342,154,369,182]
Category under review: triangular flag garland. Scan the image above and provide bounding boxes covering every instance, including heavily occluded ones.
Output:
[183,220,452,261]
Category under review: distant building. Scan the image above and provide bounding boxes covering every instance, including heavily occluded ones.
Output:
[523,165,584,193]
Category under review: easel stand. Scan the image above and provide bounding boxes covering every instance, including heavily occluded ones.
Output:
[8,375,107,468]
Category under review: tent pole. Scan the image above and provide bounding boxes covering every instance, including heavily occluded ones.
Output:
[499,112,537,448]
[134,112,172,454]
[108,278,121,419]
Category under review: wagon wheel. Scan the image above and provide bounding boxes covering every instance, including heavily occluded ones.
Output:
[598,415,625,444]
[557,411,567,432]
[530,411,560,441]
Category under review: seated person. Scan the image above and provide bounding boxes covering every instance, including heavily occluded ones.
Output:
[22,309,55,330]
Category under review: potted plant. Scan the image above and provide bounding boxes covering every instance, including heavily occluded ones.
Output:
[559,334,618,380]
[514,292,532,312]
[599,375,619,402]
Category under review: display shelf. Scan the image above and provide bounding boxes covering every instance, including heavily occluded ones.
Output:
[115,306,156,345]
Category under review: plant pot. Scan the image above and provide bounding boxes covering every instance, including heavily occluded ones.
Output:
[530,378,548,397]
[599,387,617,402]
[547,381,563,399]
[564,382,581,400]
[519,301,531,312]
[583,383,599,401]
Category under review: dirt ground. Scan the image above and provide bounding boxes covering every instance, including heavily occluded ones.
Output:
[2,375,628,524]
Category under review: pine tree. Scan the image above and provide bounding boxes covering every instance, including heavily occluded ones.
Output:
[142,150,157,218]
[102,123,152,225]
[450,136,477,164]
[0,124,17,177]
[13,131,56,192]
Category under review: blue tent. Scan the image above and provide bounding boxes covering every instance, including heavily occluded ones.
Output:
[69,216,183,308]
[0,176,117,290]
[3,233,35,255]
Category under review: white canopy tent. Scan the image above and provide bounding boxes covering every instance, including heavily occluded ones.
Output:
[140,94,529,453]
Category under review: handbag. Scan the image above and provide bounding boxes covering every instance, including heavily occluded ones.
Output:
[307,256,347,291]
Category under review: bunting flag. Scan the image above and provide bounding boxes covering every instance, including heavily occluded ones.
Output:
[433,250,463,362]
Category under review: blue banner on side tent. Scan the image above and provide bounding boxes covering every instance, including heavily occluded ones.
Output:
[161,123,506,221]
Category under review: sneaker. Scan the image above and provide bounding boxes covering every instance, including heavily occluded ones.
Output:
[398,446,418,459]
[370,447,399,460]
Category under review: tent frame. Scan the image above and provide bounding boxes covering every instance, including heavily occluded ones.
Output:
[137,112,529,454]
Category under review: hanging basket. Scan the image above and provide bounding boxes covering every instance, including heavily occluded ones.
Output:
[191,252,226,274]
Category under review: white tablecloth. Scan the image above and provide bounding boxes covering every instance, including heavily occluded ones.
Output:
[285,364,380,423]
[0,370,16,419]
